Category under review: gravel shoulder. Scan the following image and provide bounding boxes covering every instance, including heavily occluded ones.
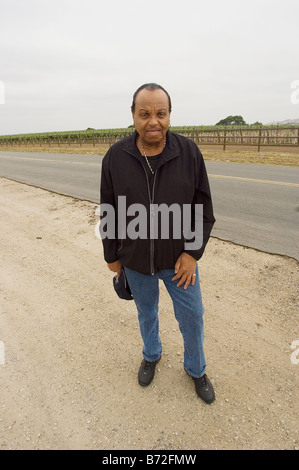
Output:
[0,177,298,450]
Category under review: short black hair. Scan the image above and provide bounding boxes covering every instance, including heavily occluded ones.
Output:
[131,83,172,113]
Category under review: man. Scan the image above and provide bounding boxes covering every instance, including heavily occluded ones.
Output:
[100,83,216,404]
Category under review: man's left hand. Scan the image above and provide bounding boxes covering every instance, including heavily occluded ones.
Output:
[172,252,197,290]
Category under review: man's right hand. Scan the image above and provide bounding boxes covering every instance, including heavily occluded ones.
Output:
[107,261,122,276]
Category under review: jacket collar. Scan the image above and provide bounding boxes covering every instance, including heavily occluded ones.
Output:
[123,130,180,167]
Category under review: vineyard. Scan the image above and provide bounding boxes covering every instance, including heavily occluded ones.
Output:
[0,125,299,151]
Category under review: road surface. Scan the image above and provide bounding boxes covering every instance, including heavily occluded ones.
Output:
[0,151,298,260]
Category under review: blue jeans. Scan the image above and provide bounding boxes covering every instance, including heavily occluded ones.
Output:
[124,265,206,378]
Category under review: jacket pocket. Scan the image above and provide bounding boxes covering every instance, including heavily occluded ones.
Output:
[117,229,126,252]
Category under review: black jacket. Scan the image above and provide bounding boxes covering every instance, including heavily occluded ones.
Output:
[100,131,215,275]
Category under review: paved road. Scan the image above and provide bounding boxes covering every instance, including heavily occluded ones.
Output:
[0,151,298,260]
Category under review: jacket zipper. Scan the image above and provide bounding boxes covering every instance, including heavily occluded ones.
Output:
[142,165,157,275]
[150,172,157,275]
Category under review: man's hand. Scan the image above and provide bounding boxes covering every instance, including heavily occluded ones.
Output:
[172,253,197,290]
[107,260,122,276]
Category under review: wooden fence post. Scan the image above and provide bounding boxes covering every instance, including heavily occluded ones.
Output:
[258,129,261,152]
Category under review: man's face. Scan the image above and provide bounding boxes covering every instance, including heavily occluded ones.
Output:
[132,88,171,146]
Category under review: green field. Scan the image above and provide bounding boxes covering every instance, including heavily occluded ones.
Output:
[0,124,298,142]
[0,126,298,166]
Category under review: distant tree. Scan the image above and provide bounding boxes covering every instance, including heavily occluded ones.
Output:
[128,124,135,128]
[216,115,247,126]
[251,121,263,126]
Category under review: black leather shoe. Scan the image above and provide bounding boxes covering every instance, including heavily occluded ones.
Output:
[138,357,161,387]
[192,374,215,404]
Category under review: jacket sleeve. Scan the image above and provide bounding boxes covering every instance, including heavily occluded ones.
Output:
[184,147,215,260]
[100,150,119,263]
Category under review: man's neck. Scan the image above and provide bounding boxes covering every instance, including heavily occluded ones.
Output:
[137,136,166,156]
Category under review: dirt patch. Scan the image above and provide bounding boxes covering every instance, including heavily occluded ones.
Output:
[0,177,298,450]
[201,146,299,166]
[0,143,298,166]
[0,143,110,156]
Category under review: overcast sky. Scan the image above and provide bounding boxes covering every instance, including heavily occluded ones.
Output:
[0,0,298,135]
